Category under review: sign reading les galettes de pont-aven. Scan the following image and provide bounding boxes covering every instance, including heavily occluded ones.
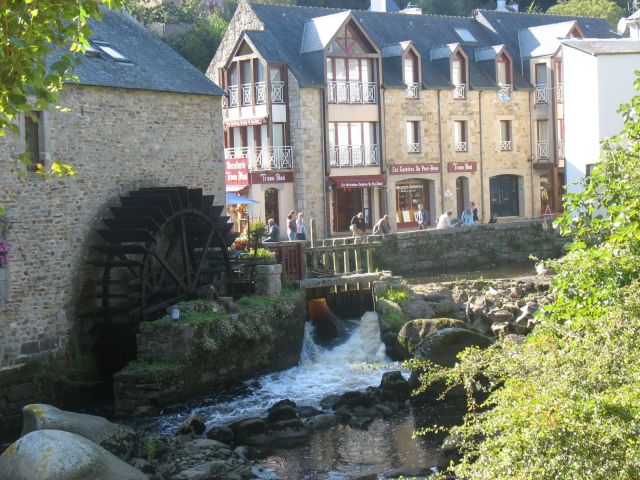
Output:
[447,162,477,173]
[390,163,441,175]
[250,171,293,184]
[224,158,249,186]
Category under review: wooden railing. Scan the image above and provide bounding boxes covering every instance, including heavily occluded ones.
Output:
[305,240,380,275]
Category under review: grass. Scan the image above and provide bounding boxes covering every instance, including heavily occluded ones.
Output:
[235,287,302,310]
[380,287,410,306]
[121,360,183,374]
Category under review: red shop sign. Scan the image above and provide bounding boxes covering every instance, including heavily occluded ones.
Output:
[390,163,441,175]
[250,171,294,184]
[447,162,477,173]
[225,158,249,187]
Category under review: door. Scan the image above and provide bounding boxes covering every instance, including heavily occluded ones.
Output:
[333,188,372,232]
[264,188,279,226]
[490,175,520,217]
[456,176,469,218]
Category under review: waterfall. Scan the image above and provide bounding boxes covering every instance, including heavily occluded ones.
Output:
[147,311,400,434]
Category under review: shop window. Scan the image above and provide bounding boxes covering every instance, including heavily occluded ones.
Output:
[395,179,432,227]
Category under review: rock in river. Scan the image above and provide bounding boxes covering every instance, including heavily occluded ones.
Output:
[397,318,467,356]
[414,327,492,367]
[0,429,146,480]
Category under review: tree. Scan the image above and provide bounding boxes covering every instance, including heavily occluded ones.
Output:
[413,75,640,479]
[547,0,625,26]
[166,13,228,72]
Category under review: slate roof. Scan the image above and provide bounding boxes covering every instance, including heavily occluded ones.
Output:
[238,3,618,92]
[562,39,640,56]
[53,9,223,96]
[518,21,578,57]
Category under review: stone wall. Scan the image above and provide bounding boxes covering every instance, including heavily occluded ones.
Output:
[0,84,224,434]
[370,220,565,274]
[113,291,305,413]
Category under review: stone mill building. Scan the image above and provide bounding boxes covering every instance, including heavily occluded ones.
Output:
[208,0,613,237]
[0,9,225,433]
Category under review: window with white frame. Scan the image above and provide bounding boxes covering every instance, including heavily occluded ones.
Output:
[500,120,512,151]
[406,121,420,153]
[454,121,468,152]
[403,50,419,98]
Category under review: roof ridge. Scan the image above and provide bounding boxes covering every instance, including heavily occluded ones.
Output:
[475,7,613,20]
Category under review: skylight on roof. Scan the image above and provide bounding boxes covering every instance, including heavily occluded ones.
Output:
[84,44,99,56]
[95,43,128,62]
[455,28,477,43]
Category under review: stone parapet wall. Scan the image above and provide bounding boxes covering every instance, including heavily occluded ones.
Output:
[318,220,564,274]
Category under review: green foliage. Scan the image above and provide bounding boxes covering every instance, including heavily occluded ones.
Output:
[165,13,228,72]
[380,287,410,306]
[547,0,625,26]
[1,0,121,175]
[412,75,640,480]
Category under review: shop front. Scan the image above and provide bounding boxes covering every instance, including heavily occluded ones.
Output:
[389,164,438,229]
[248,171,294,240]
[330,175,385,234]
[225,157,250,233]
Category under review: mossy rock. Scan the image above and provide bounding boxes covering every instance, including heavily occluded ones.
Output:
[414,327,492,367]
[375,299,407,333]
[397,318,467,356]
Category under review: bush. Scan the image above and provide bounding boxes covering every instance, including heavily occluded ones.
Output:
[416,75,640,480]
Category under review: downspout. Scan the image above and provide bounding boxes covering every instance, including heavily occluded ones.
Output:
[320,87,330,238]
[529,89,535,219]
[478,90,485,222]
[437,90,445,213]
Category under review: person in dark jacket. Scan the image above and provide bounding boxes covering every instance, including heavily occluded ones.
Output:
[350,212,366,237]
[373,215,391,235]
[264,218,280,242]
[470,201,479,223]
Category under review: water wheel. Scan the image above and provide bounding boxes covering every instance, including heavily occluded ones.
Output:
[87,186,234,375]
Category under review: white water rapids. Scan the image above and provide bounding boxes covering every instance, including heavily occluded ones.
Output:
[148,311,401,433]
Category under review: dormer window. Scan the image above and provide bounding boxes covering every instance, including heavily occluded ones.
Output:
[496,52,512,101]
[403,50,419,99]
[451,51,466,99]
[328,24,369,56]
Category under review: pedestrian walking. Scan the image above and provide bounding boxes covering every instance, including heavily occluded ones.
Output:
[470,201,479,223]
[287,210,297,241]
[296,212,307,240]
[415,203,429,229]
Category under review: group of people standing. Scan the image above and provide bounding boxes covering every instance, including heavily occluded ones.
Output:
[264,210,307,242]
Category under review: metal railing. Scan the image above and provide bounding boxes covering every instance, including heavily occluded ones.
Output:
[224,146,294,170]
[405,83,419,99]
[456,141,468,152]
[558,140,564,159]
[241,83,252,106]
[537,141,549,160]
[535,85,548,104]
[407,142,421,153]
[329,144,379,167]
[556,83,563,103]
[327,81,377,104]
[228,85,239,108]
[453,83,466,99]
[500,140,512,151]
[271,81,285,104]
[498,84,511,100]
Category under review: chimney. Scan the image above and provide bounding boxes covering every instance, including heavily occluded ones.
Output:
[496,0,507,11]
[369,0,400,12]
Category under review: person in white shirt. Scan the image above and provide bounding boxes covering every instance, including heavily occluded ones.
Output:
[437,210,453,229]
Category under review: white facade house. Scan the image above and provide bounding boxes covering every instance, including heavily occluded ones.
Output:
[561,39,640,193]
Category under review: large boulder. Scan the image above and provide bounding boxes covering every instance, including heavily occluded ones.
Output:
[0,429,146,480]
[414,327,492,367]
[375,299,405,333]
[397,318,467,356]
[21,404,136,459]
[402,297,434,320]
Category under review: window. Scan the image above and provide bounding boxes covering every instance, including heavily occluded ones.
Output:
[496,53,511,85]
[535,63,548,103]
[452,52,466,99]
[327,24,370,55]
[454,121,468,152]
[406,121,420,153]
[555,59,564,103]
[24,111,43,172]
[95,43,128,62]
[454,28,477,43]
[586,164,596,176]
[500,120,512,151]
[329,122,379,166]
[536,120,549,159]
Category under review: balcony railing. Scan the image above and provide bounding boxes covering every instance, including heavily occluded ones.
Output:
[228,85,239,108]
[224,146,294,170]
[500,140,512,151]
[327,81,377,104]
[407,142,421,153]
[498,84,511,101]
[241,83,252,106]
[558,140,564,159]
[405,83,419,99]
[535,85,548,104]
[456,141,468,152]
[556,83,563,103]
[271,81,285,104]
[537,141,550,160]
[453,83,466,99]
[329,144,379,167]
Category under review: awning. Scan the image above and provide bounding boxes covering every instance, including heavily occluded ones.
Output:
[332,175,386,189]
[224,116,268,128]
[226,192,259,205]
[225,184,249,193]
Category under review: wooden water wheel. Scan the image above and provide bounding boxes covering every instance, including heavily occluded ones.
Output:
[87,186,234,374]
